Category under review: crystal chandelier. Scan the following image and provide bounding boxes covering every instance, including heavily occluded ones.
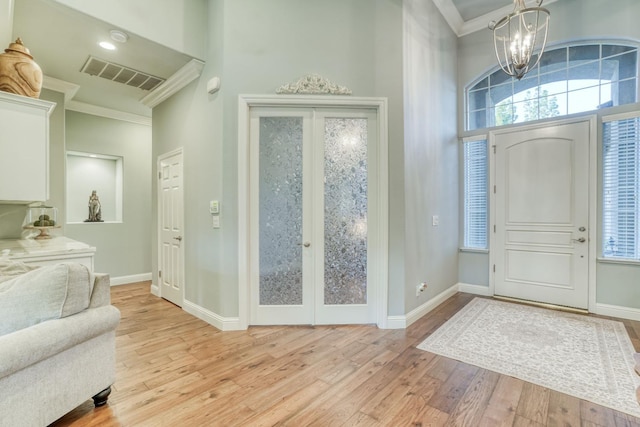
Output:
[489,0,550,80]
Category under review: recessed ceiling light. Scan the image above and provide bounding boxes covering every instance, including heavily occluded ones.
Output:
[99,41,116,50]
[110,30,129,43]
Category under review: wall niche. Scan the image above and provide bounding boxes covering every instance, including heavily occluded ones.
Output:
[66,151,123,223]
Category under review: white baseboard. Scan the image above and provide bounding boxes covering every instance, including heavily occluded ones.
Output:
[593,303,640,322]
[150,283,159,297]
[182,299,244,331]
[110,272,152,286]
[458,282,492,296]
[385,283,459,329]
[385,315,407,329]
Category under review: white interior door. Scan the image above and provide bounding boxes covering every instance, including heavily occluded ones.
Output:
[158,150,184,307]
[250,109,314,325]
[493,120,591,309]
[249,107,378,325]
[313,109,378,325]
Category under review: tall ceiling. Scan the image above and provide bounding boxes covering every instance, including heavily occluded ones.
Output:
[9,0,552,118]
[453,0,511,21]
[11,0,195,118]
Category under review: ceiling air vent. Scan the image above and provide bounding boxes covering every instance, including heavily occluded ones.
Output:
[80,56,165,91]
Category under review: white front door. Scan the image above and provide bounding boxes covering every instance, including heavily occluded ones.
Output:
[158,150,185,307]
[249,107,378,325]
[492,120,591,309]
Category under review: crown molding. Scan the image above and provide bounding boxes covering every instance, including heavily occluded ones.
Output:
[66,100,151,126]
[42,75,80,104]
[139,58,205,108]
[433,0,559,37]
[431,0,464,36]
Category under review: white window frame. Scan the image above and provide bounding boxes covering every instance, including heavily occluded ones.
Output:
[461,136,489,251]
[601,111,640,263]
[466,41,639,131]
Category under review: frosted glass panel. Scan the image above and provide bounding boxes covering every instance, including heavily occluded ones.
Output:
[259,117,303,305]
[324,118,368,305]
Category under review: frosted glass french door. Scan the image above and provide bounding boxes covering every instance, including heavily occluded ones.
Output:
[249,107,378,325]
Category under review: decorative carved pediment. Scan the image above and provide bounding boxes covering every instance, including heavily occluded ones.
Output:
[276,74,352,95]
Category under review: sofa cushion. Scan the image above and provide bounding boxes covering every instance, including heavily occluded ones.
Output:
[0,263,93,336]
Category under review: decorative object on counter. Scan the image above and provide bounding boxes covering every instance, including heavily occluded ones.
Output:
[85,190,103,222]
[22,203,59,239]
[0,38,43,98]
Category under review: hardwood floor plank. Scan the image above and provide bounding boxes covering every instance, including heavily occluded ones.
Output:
[341,411,381,426]
[546,389,581,427]
[446,368,501,426]
[516,382,550,425]
[242,379,332,427]
[280,349,398,426]
[49,284,640,427]
[479,375,525,427]
[427,361,479,414]
[580,400,617,427]
[513,414,546,426]
[359,351,437,421]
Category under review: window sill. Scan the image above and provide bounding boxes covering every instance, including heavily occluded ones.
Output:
[459,247,489,254]
[597,257,640,266]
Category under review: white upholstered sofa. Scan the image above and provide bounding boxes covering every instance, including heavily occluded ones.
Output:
[0,261,120,427]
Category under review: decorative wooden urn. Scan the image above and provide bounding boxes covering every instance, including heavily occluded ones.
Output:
[0,38,43,98]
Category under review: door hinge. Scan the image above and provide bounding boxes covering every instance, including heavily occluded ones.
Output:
[493,185,496,194]
[493,264,496,273]
[158,171,161,179]
[494,225,496,233]
[159,270,162,278]
[493,145,496,154]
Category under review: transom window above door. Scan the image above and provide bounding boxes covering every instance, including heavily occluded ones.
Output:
[466,42,638,131]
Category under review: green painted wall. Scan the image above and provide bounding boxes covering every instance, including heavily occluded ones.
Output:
[65,111,152,278]
[403,0,459,312]
[152,0,435,319]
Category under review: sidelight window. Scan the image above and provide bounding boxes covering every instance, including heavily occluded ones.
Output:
[602,115,640,260]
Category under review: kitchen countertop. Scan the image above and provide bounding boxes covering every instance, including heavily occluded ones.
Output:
[0,237,96,259]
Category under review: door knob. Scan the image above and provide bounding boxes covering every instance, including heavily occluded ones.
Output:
[572,237,586,243]
[578,227,586,232]
[173,236,183,241]
[298,242,311,247]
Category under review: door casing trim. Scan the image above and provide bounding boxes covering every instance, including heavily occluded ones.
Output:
[237,95,389,329]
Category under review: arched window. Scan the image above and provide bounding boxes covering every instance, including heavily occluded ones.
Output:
[466,42,638,131]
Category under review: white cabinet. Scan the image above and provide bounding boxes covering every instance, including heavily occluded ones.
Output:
[0,237,95,271]
[0,91,56,203]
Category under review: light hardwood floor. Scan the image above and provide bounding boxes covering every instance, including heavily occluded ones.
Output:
[51,282,640,426]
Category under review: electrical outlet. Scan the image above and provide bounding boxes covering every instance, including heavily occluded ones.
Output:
[416,282,428,296]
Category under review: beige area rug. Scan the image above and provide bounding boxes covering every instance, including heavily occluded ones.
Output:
[417,298,640,418]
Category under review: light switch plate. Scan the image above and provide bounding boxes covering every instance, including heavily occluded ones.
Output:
[210,200,220,214]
